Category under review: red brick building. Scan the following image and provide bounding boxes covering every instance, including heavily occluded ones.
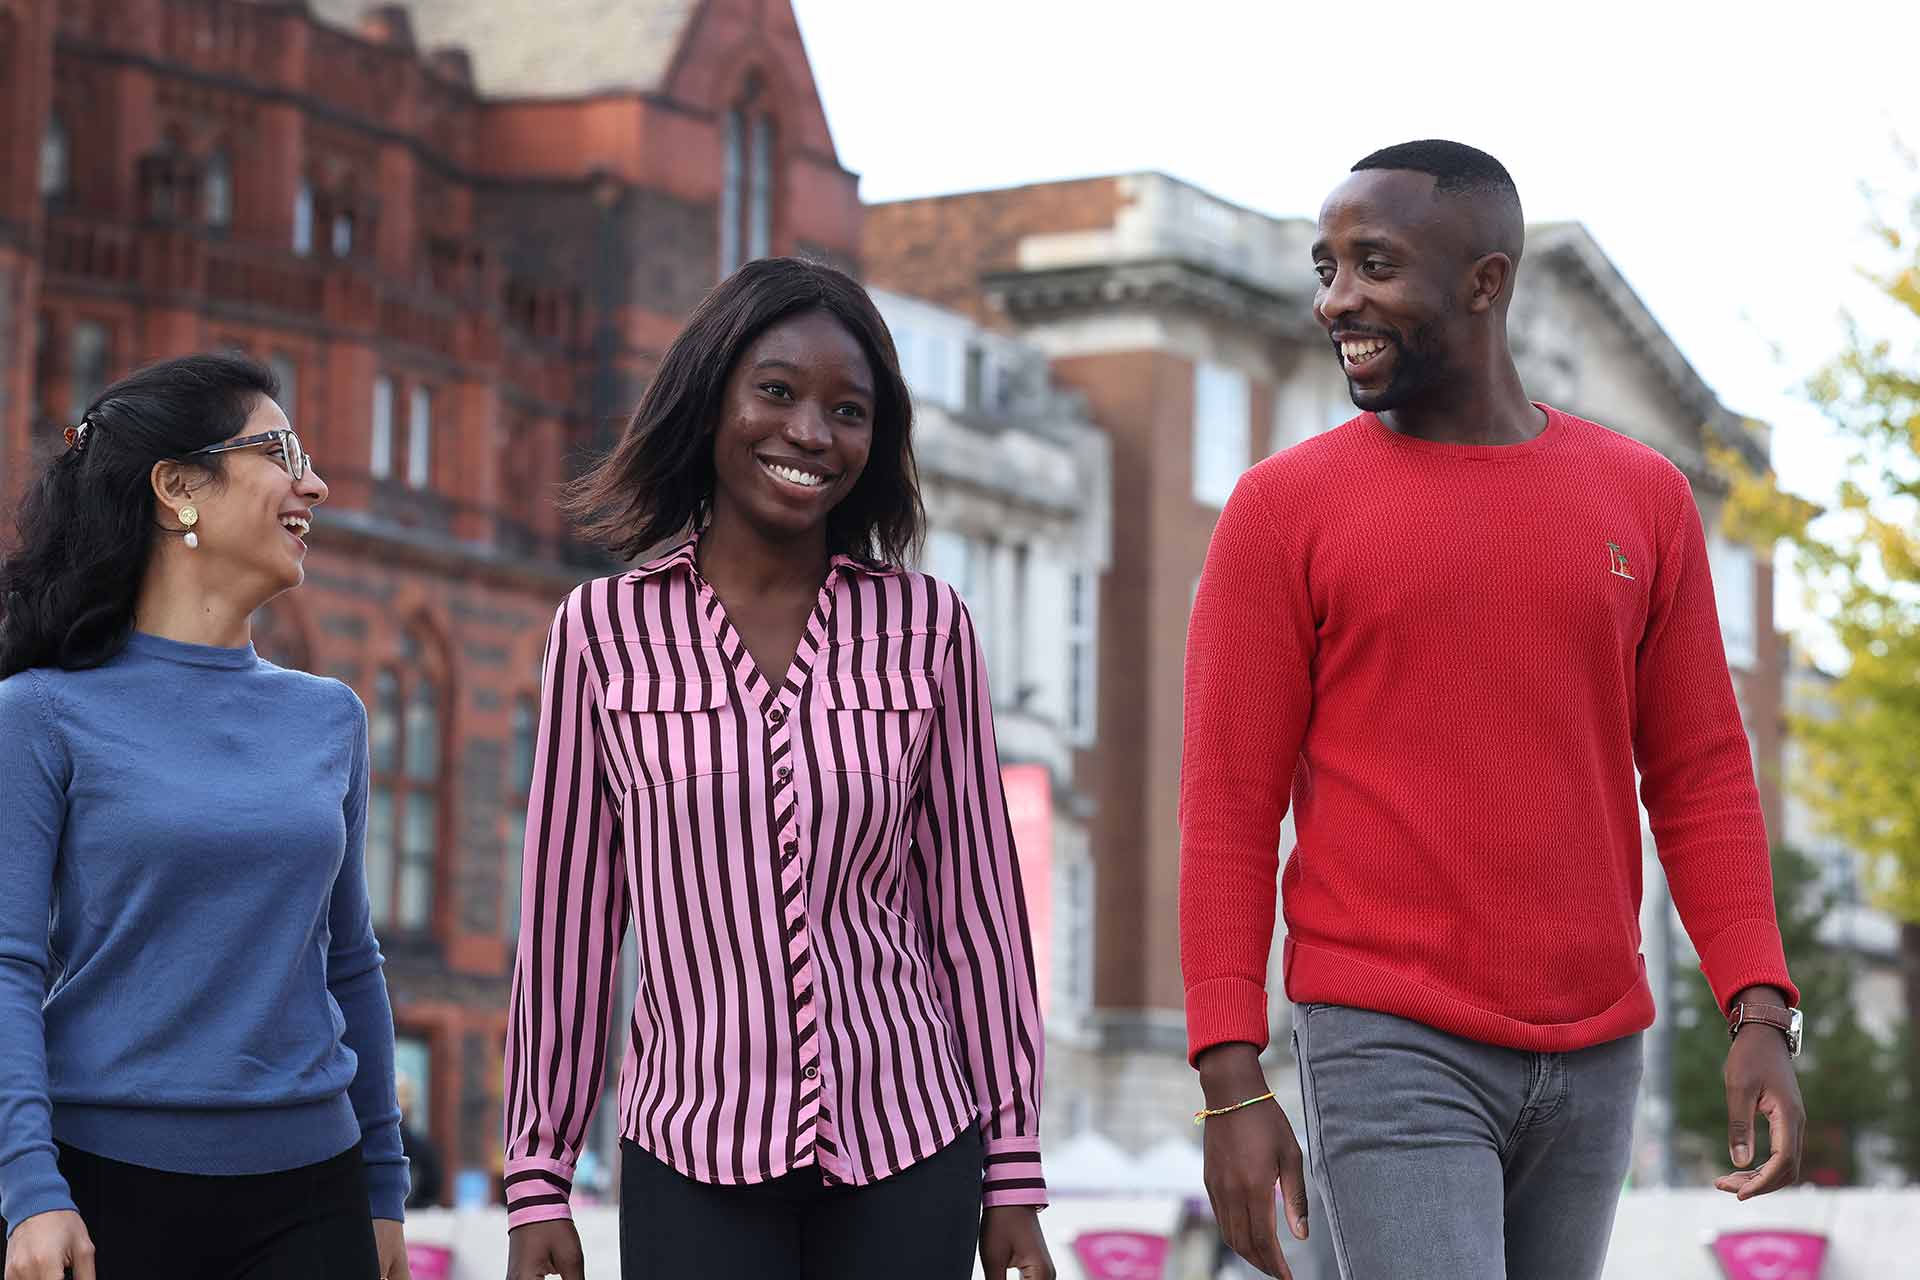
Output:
[0,0,859,1193]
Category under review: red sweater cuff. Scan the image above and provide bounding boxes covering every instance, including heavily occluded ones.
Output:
[1697,920,1799,1013]
[1185,975,1270,1067]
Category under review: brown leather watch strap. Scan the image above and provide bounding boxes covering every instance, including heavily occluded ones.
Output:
[1727,1002,1797,1051]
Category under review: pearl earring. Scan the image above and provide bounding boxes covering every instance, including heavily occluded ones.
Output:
[179,504,199,550]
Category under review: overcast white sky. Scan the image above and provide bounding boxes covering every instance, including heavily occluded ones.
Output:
[792,0,1919,640]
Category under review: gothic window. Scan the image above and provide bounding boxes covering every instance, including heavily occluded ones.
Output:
[370,374,395,478]
[68,320,110,423]
[505,692,538,941]
[719,109,744,277]
[406,385,432,489]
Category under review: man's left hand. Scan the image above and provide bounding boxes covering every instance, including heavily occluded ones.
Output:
[1715,990,1805,1200]
[375,1218,413,1280]
[979,1205,1055,1280]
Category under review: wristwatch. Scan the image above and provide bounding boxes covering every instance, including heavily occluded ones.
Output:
[1727,1002,1803,1058]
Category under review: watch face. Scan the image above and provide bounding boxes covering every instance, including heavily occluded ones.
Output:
[1788,1007,1804,1056]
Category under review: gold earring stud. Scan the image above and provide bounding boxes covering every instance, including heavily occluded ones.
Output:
[179,504,199,527]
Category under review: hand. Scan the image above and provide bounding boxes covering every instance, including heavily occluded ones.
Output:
[1197,1043,1307,1280]
[374,1219,411,1280]
[3,1209,95,1280]
[1715,995,1805,1200]
[506,1218,586,1280]
[978,1205,1054,1280]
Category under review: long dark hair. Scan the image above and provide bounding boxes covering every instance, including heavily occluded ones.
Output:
[0,352,278,677]
[565,257,923,565]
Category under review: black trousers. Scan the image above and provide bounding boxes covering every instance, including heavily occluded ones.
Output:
[619,1128,983,1279]
[31,1140,380,1280]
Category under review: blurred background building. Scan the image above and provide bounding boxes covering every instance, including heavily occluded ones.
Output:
[0,0,1835,1213]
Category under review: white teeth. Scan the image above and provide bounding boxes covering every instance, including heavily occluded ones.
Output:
[279,515,310,536]
[763,460,826,488]
[1340,339,1387,364]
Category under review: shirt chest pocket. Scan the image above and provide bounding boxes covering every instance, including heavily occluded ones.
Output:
[603,675,740,789]
[817,672,940,782]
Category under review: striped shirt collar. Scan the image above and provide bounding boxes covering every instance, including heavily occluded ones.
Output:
[629,530,902,581]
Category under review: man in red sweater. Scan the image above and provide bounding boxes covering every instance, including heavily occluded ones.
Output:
[1180,140,1805,1280]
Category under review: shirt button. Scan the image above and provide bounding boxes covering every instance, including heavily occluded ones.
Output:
[803,1065,818,1080]
[776,764,792,782]
[769,706,787,725]
[783,839,799,858]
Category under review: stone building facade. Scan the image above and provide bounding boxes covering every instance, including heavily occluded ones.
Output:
[866,172,1787,1154]
[0,0,859,1195]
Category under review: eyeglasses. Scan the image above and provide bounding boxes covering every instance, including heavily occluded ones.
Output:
[188,428,311,482]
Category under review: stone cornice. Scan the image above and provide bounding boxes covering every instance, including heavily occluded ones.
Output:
[981,258,1320,343]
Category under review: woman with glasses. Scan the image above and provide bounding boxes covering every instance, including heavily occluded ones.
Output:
[502,259,1053,1280]
[0,353,413,1280]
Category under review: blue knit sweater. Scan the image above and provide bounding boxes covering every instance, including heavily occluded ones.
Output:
[0,632,407,1234]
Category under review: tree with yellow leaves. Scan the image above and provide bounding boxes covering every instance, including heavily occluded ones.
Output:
[1717,155,1920,1172]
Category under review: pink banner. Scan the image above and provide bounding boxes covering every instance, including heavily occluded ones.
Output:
[1000,764,1054,1017]
[1709,1230,1827,1280]
[1072,1230,1170,1280]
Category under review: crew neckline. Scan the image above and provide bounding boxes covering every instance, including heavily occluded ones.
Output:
[125,630,259,670]
[1362,403,1565,460]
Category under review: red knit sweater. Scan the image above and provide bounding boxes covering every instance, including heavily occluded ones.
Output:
[1179,406,1797,1063]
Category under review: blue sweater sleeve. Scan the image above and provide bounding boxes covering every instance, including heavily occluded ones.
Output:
[0,674,76,1237]
[327,691,410,1221]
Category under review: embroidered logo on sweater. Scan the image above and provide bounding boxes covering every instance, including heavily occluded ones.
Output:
[1607,542,1635,580]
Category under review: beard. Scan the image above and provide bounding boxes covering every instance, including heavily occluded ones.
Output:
[1345,317,1451,413]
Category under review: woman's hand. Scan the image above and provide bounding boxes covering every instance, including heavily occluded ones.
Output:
[506,1219,586,1280]
[979,1205,1054,1280]
[3,1209,95,1280]
[374,1218,412,1279]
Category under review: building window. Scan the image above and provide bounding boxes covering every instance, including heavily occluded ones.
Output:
[369,660,442,932]
[1708,532,1758,670]
[1193,361,1250,508]
[40,114,69,200]
[268,353,298,425]
[204,150,233,229]
[69,321,110,423]
[370,375,395,479]
[719,109,744,277]
[407,386,432,489]
[1052,849,1095,1024]
[332,210,354,258]
[293,180,314,256]
[1066,569,1099,744]
[748,116,774,261]
[393,1034,433,1145]
[505,693,537,941]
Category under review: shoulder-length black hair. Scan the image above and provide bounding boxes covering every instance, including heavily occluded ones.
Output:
[0,352,278,678]
[565,257,923,565]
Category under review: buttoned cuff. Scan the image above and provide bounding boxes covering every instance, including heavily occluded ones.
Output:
[982,1135,1047,1208]
[503,1157,574,1229]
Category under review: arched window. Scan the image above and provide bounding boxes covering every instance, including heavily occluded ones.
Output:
[367,646,444,932]
[292,179,314,256]
[718,72,776,277]
[204,149,233,229]
[39,113,68,200]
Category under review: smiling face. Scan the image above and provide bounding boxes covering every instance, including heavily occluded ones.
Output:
[185,395,329,598]
[708,308,875,548]
[1312,168,1478,413]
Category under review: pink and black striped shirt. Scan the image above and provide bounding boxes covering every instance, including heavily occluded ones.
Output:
[503,536,1046,1227]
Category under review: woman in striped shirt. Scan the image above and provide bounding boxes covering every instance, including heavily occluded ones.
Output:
[503,259,1053,1280]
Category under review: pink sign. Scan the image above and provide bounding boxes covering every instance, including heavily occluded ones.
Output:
[1000,764,1054,1017]
[1709,1230,1827,1280]
[406,1242,454,1280]
[1073,1230,1170,1280]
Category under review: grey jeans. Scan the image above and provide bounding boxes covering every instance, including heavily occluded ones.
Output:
[1294,1003,1643,1280]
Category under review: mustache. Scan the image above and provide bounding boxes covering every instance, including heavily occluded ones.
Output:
[1332,325,1399,344]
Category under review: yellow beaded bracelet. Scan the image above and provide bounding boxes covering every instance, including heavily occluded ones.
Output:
[1193,1090,1276,1124]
